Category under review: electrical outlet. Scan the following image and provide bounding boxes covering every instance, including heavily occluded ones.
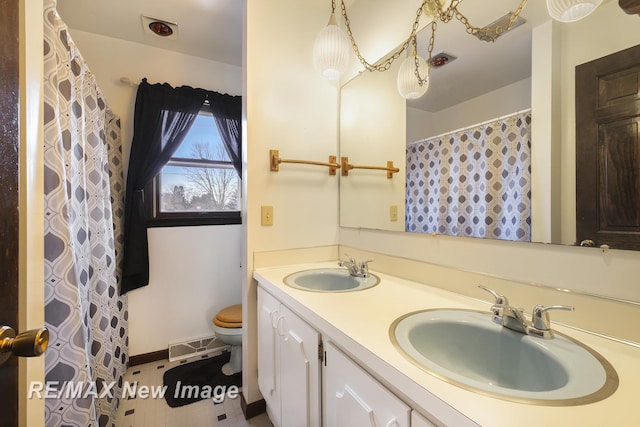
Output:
[390,205,398,222]
[261,206,274,226]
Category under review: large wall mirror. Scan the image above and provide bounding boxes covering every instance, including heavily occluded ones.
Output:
[339,0,640,247]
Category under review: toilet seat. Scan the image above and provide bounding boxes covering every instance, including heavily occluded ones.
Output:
[213,304,242,328]
[211,304,243,375]
[213,319,242,328]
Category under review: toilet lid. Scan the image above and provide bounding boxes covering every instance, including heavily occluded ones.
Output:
[214,304,242,325]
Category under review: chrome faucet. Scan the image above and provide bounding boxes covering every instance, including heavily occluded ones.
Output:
[477,285,509,324]
[338,254,372,278]
[500,305,529,335]
[529,305,575,338]
[478,285,574,339]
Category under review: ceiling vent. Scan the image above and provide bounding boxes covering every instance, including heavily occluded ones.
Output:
[430,52,457,68]
[141,15,178,40]
[475,12,526,42]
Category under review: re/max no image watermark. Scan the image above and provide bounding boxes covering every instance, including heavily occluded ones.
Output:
[28,381,239,403]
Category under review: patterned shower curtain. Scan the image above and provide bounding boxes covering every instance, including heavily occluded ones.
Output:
[406,110,531,241]
[43,1,128,426]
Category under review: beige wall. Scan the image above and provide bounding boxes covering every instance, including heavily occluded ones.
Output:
[19,1,45,426]
[340,0,428,83]
[243,0,342,404]
[340,59,406,232]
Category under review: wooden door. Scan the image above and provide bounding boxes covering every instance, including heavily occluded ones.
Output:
[0,0,21,425]
[576,44,640,250]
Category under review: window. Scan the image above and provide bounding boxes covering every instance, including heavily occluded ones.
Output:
[147,108,241,227]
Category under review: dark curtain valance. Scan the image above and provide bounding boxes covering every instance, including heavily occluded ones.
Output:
[121,79,242,295]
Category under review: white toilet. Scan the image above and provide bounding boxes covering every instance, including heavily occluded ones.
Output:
[212,304,242,375]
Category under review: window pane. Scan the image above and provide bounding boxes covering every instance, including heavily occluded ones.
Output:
[159,165,240,212]
[172,112,231,161]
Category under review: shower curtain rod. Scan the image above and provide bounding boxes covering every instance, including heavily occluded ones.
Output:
[119,76,138,86]
[408,108,531,147]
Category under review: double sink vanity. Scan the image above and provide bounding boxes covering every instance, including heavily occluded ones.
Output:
[254,258,639,426]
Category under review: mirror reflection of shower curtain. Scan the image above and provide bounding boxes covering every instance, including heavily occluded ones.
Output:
[406,111,531,242]
[43,1,128,425]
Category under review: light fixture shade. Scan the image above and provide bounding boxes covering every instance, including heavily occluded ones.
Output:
[546,0,603,22]
[397,54,430,99]
[313,16,351,80]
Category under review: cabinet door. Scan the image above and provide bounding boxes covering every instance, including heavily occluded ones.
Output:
[257,288,281,426]
[411,411,437,427]
[279,305,321,427]
[324,341,410,427]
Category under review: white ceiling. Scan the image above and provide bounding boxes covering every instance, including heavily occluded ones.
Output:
[410,0,551,111]
[56,0,243,66]
[55,0,552,111]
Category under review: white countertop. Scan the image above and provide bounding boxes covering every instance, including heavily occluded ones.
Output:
[254,262,640,427]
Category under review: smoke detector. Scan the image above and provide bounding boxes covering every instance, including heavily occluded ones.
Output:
[141,15,178,40]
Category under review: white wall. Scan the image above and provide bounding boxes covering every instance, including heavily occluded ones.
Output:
[138,226,242,355]
[67,29,244,355]
[406,78,531,143]
[67,29,241,171]
[340,2,640,304]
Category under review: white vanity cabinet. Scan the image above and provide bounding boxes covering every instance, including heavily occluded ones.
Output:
[411,411,437,427]
[323,340,411,427]
[257,286,321,427]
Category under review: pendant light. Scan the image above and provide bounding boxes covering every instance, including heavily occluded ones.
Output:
[313,12,351,80]
[314,0,604,99]
[397,42,430,99]
[546,0,603,22]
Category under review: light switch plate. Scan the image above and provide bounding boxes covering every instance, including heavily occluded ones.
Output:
[261,206,274,226]
[390,205,398,222]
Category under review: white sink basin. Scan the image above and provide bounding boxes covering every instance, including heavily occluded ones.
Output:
[283,268,379,292]
[391,309,618,405]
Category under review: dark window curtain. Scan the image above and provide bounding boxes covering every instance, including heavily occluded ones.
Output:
[207,92,242,176]
[121,79,208,294]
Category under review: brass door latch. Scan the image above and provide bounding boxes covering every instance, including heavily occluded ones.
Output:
[0,326,49,366]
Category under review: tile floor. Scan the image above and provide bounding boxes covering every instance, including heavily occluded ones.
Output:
[115,353,273,427]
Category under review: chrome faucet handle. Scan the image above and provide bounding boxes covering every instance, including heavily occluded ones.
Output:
[338,253,354,267]
[338,254,360,276]
[531,305,574,332]
[478,285,509,306]
[478,285,510,324]
[359,260,373,272]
